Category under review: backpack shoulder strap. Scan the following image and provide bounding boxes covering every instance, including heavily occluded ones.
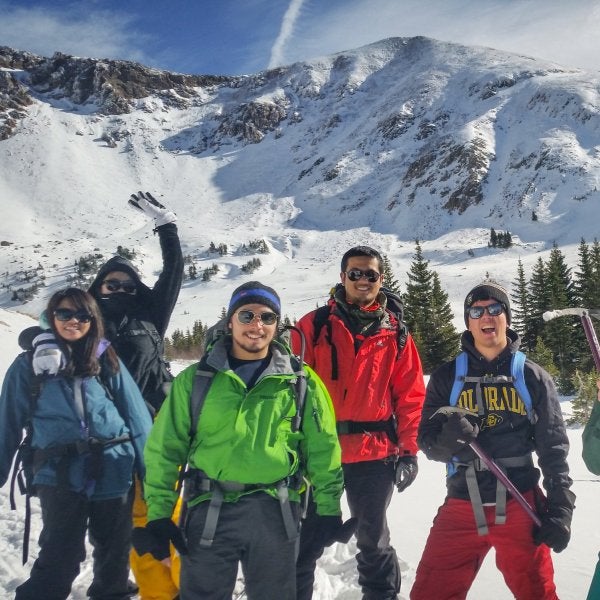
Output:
[449,352,468,407]
[510,351,534,421]
[381,288,407,353]
[289,355,307,433]
[189,358,217,438]
[312,305,331,346]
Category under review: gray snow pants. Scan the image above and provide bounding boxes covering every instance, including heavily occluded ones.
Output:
[180,491,300,600]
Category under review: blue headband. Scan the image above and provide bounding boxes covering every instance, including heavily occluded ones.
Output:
[228,288,281,313]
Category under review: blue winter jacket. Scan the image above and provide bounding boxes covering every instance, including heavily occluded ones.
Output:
[0,352,152,500]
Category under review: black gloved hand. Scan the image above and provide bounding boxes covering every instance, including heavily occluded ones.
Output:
[533,488,575,553]
[395,455,418,493]
[128,191,176,226]
[436,412,479,456]
[132,518,187,560]
[313,515,358,548]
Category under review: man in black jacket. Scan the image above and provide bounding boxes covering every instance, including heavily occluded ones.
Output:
[411,281,575,600]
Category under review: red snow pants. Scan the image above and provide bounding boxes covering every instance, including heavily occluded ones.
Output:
[410,492,558,600]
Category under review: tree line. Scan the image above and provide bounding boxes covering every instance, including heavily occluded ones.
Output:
[165,238,600,424]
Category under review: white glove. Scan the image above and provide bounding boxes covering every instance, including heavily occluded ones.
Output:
[128,191,176,226]
[31,332,67,376]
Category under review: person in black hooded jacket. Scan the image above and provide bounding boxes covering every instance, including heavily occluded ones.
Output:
[410,281,575,600]
[27,191,184,600]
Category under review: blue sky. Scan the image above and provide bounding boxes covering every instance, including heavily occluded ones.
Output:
[1,0,600,75]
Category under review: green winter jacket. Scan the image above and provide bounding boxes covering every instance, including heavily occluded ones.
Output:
[583,399,600,475]
[144,336,344,521]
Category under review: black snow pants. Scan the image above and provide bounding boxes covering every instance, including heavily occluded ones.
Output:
[14,485,135,600]
[296,458,400,600]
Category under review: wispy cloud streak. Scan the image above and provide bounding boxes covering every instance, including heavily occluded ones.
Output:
[268,0,305,69]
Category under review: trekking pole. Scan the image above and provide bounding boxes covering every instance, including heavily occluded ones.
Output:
[542,308,600,371]
[433,406,542,527]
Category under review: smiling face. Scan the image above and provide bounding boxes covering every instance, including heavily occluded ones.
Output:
[229,302,278,360]
[53,298,92,343]
[340,256,384,307]
[468,298,508,360]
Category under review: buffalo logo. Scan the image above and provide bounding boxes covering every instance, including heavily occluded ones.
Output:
[481,413,503,430]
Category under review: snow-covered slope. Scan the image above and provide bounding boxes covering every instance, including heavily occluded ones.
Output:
[1,36,600,331]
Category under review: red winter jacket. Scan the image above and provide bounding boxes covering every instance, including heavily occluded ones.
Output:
[293,301,425,464]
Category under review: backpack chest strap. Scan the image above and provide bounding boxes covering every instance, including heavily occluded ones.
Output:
[456,454,533,535]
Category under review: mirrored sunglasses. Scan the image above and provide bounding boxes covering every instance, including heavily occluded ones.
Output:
[103,279,137,294]
[468,302,504,319]
[346,268,381,283]
[54,308,94,323]
[236,310,278,325]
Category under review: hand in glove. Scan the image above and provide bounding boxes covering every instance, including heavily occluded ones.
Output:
[395,455,418,493]
[128,191,176,226]
[31,332,67,376]
[131,518,188,561]
[312,515,358,548]
[436,412,479,457]
[533,488,575,553]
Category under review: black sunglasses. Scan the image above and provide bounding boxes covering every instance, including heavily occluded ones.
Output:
[236,310,278,325]
[468,302,504,319]
[103,279,137,294]
[346,269,381,283]
[54,308,94,323]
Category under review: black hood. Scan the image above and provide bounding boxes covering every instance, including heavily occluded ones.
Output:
[88,255,151,301]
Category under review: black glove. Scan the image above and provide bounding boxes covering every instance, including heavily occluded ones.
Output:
[533,488,575,553]
[132,518,187,560]
[128,191,176,226]
[312,515,358,547]
[436,412,479,456]
[395,455,418,493]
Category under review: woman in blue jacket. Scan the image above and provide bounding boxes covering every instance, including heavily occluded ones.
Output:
[0,287,152,600]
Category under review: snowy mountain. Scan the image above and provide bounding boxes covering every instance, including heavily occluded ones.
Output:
[1,36,600,331]
[1,36,600,599]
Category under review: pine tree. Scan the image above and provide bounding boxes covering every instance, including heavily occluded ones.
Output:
[426,272,460,370]
[510,259,531,342]
[568,369,599,425]
[403,241,433,339]
[527,257,549,349]
[527,337,559,379]
[571,238,600,372]
[403,242,459,373]
[381,254,402,294]
[543,243,577,391]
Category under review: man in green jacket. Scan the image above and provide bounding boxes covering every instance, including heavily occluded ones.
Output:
[140,282,346,600]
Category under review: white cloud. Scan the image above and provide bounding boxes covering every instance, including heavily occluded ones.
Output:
[268,0,306,69]
[0,2,150,63]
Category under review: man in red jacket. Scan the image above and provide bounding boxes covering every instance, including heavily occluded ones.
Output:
[293,245,426,600]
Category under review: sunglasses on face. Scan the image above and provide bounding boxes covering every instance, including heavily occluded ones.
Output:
[236,310,278,325]
[468,302,504,319]
[102,279,137,294]
[54,308,94,323]
[346,269,381,283]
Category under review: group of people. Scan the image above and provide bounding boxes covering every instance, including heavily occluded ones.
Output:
[0,190,587,600]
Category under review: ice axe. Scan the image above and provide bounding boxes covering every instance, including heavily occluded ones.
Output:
[542,308,600,371]
[432,406,541,527]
